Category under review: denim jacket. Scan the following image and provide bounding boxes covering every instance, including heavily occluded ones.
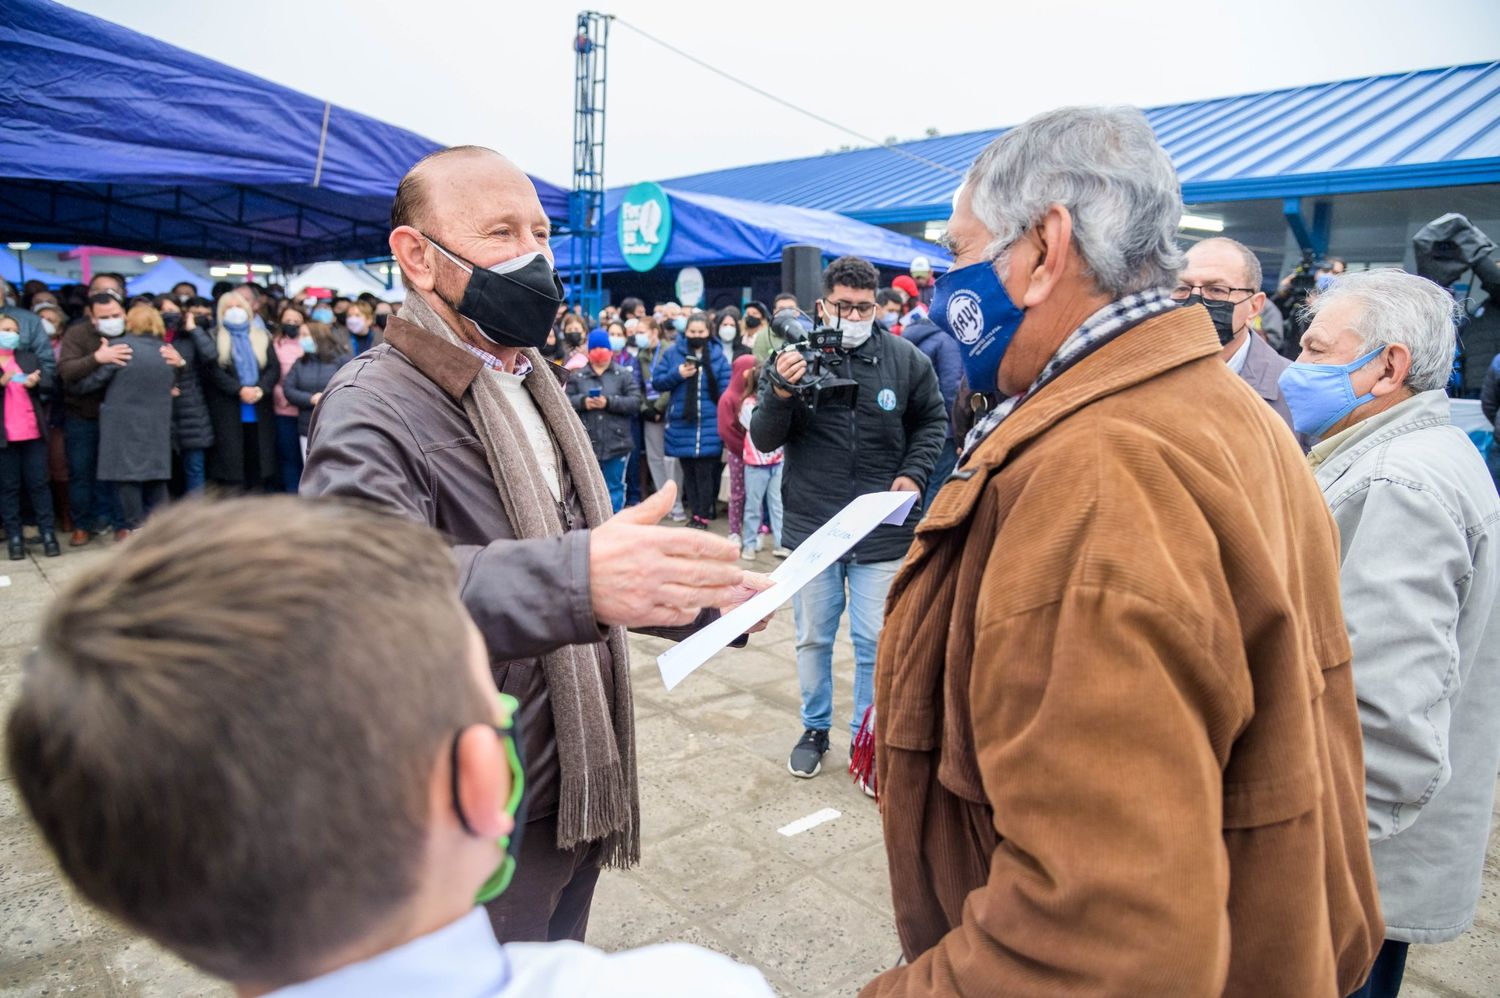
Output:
[1312,389,1500,943]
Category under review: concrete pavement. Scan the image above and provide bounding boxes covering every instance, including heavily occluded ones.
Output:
[1,533,1497,996]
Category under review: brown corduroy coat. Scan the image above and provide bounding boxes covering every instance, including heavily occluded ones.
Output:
[863,307,1383,998]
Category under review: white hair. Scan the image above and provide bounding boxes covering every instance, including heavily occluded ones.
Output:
[965,106,1185,297]
[1309,269,1457,392]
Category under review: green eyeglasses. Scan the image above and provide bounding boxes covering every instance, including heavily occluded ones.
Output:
[451,692,527,904]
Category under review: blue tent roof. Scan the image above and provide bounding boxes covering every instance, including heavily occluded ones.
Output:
[126,257,212,297]
[660,62,1500,225]
[0,246,72,287]
[0,0,569,265]
[554,187,951,276]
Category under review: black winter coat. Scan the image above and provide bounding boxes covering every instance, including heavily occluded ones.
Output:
[749,327,947,563]
[204,338,280,485]
[282,351,352,436]
[566,361,643,461]
[171,327,217,451]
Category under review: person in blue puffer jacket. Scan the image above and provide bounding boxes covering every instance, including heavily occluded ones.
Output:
[652,311,731,528]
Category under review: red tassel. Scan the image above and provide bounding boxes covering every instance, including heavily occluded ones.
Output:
[849,705,877,800]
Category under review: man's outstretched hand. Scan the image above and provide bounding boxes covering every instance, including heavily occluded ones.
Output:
[590,482,747,628]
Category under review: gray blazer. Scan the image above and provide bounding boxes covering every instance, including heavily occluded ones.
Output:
[1236,331,1311,449]
[1313,390,1500,943]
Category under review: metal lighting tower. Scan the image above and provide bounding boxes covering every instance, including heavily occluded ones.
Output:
[570,11,610,317]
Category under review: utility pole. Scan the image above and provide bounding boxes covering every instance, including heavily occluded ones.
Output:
[570,11,610,319]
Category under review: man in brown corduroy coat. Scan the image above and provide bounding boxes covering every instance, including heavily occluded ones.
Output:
[863,106,1382,997]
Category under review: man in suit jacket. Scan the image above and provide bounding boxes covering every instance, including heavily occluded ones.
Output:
[1177,237,1310,449]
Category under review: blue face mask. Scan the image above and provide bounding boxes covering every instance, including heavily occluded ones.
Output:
[671,317,687,333]
[609,334,627,353]
[1277,346,1385,438]
[0,332,19,351]
[930,258,1025,394]
[633,333,650,350]
[299,336,317,355]
[312,307,335,324]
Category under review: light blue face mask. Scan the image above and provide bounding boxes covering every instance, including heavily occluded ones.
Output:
[0,332,20,351]
[1277,346,1385,438]
[633,332,650,350]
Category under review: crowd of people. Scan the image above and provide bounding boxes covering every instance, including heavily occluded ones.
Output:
[5,106,1500,998]
[0,272,398,556]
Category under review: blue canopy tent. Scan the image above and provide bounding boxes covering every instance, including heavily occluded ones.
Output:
[126,257,212,297]
[0,245,72,287]
[553,187,951,275]
[0,0,568,268]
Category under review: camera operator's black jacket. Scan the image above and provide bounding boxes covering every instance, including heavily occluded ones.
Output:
[750,327,946,562]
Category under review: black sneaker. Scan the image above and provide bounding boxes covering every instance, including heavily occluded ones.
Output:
[788,728,830,778]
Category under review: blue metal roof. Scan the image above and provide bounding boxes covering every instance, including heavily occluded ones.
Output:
[659,62,1500,225]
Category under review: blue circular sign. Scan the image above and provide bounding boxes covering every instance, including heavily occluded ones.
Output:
[619,182,673,273]
[877,388,897,411]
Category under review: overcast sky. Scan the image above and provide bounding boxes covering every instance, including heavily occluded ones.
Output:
[67,0,1500,189]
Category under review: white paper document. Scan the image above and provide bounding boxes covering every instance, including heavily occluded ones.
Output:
[656,490,920,690]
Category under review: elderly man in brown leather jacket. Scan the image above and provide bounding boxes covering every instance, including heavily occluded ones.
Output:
[302,146,756,944]
[863,107,1382,997]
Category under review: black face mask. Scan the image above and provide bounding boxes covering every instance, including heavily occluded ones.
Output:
[375,313,389,330]
[1181,294,1238,346]
[427,236,565,350]
[685,336,710,352]
[744,315,763,330]
[564,331,583,347]
[161,312,183,332]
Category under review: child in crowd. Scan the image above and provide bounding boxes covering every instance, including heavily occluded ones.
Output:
[0,313,59,558]
[5,496,772,998]
[739,363,786,561]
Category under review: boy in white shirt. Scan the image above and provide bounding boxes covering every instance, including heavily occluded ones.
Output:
[5,496,771,998]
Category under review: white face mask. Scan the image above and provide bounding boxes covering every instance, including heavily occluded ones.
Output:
[345,315,367,334]
[97,316,126,337]
[40,318,56,337]
[624,317,639,330]
[224,306,250,327]
[718,324,738,342]
[838,318,874,350]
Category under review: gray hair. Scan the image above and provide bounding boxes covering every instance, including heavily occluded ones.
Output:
[965,106,1185,297]
[1309,269,1457,392]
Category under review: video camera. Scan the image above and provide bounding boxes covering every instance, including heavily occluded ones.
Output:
[765,308,859,410]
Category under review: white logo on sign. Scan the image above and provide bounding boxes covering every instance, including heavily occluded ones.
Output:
[622,198,663,256]
[948,290,986,345]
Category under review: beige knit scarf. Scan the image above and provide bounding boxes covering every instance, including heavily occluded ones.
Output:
[400,293,639,868]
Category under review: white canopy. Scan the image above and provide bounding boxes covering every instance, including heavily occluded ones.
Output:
[288,261,403,301]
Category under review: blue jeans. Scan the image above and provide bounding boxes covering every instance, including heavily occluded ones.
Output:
[275,414,303,494]
[64,417,122,532]
[181,448,206,494]
[1346,939,1407,998]
[742,462,783,548]
[625,418,643,505]
[792,557,901,740]
[599,454,628,513]
[922,437,959,516]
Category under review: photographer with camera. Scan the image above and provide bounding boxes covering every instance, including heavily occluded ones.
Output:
[750,255,947,784]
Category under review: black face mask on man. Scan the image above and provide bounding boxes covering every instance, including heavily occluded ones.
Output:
[425,235,565,350]
[1180,294,1238,346]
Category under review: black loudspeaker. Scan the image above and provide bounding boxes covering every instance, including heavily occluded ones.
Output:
[781,244,823,311]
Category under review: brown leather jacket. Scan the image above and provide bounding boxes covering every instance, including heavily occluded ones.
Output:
[865,307,1382,997]
[302,315,609,818]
